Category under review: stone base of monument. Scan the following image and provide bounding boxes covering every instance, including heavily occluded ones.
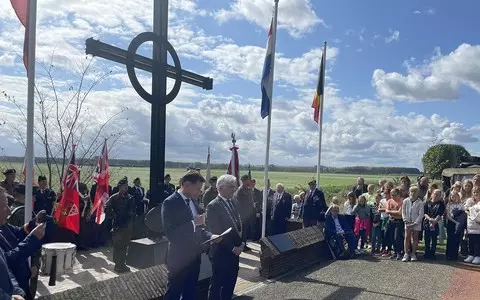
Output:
[37,253,212,300]
[259,225,328,279]
[286,219,303,232]
[126,237,168,269]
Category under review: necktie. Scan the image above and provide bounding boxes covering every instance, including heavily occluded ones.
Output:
[226,199,239,229]
[185,198,194,219]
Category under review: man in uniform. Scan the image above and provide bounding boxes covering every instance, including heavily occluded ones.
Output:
[234,175,255,252]
[34,175,56,215]
[202,176,218,208]
[250,179,263,240]
[163,174,176,197]
[301,180,327,228]
[8,184,31,227]
[105,177,135,273]
[1,169,18,197]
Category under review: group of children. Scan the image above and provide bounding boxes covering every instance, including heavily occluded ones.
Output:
[325,178,480,264]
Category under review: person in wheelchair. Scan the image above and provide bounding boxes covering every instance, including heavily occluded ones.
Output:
[325,204,358,259]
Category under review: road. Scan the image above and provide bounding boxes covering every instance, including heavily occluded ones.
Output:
[235,256,480,300]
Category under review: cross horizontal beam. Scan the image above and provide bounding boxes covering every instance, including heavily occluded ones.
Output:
[85,38,213,90]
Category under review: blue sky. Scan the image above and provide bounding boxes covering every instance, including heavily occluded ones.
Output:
[0,0,479,169]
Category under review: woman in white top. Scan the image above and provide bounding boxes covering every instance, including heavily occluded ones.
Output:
[464,186,480,264]
[402,186,424,262]
[343,192,356,231]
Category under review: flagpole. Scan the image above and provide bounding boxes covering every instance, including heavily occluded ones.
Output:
[25,0,37,223]
[262,0,279,239]
[316,41,327,186]
[206,146,211,183]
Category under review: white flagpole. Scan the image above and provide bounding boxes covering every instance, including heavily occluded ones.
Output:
[25,0,37,223]
[262,0,279,238]
[316,42,327,186]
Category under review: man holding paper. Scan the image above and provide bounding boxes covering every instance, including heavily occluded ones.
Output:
[205,174,244,300]
[161,171,222,300]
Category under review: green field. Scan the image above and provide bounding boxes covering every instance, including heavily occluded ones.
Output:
[1,162,412,200]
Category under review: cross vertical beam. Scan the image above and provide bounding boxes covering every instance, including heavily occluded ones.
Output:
[150,0,168,204]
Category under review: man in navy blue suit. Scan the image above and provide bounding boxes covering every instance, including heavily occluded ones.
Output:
[325,205,357,258]
[301,180,327,227]
[270,183,292,235]
[161,171,222,300]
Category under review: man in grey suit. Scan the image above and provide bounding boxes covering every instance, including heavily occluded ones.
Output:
[206,175,244,300]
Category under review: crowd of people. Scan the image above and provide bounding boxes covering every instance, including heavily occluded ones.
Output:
[324,175,480,265]
[4,164,479,300]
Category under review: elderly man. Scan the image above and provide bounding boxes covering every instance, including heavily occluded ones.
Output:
[1,169,18,198]
[352,177,368,198]
[105,177,136,273]
[205,174,244,300]
[271,183,292,235]
[301,180,327,227]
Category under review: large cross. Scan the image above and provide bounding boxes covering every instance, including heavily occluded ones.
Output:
[85,0,213,212]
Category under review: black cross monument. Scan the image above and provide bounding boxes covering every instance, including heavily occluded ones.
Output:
[85,0,213,212]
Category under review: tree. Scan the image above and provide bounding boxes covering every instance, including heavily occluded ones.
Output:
[1,54,127,189]
[422,144,471,179]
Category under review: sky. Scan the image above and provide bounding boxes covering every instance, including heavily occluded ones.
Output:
[1,0,480,169]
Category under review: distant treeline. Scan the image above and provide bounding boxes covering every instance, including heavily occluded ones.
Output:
[1,156,421,175]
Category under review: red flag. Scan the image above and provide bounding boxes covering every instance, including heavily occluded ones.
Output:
[227,145,239,184]
[54,146,80,234]
[10,0,29,70]
[91,140,109,224]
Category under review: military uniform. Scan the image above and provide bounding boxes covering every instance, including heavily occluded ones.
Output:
[1,169,18,197]
[202,186,218,208]
[234,179,255,244]
[105,178,135,272]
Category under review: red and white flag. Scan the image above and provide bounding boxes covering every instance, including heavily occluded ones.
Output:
[227,144,239,183]
[91,140,109,224]
[10,0,29,70]
[54,145,80,234]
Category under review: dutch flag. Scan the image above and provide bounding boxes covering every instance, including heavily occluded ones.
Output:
[261,20,275,119]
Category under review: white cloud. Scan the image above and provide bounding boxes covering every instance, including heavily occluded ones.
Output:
[385,29,400,43]
[373,43,480,101]
[214,0,325,37]
[413,8,436,15]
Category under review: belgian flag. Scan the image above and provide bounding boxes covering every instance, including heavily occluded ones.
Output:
[312,44,326,123]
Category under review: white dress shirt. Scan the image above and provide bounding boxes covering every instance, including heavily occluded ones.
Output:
[178,191,197,232]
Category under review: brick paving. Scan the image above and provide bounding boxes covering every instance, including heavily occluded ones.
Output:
[35,242,263,299]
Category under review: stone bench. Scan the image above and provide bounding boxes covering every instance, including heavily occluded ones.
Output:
[259,225,328,279]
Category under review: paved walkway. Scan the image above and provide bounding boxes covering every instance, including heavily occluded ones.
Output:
[236,255,480,300]
[36,242,263,298]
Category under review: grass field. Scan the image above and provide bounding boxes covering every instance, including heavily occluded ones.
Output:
[1,162,414,200]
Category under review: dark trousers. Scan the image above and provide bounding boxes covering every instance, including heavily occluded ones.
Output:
[468,234,480,257]
[112,225,132,268]
[271,218,286,235]
[446,221,462,259]
[388,219,404,255]
[424,226,438,257]
[303,218,317,228]
[165,259,201,300]
[208,252,239,300]
[357,229,367,249]
[332,232,357,256]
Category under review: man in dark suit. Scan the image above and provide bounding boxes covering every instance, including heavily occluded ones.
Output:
[270,183,292,235]
[205,174,244,300]
[161,171,222,300]
[34,175,56,215]
[352,177,368,198]
[129,178,147,239]
[233,175,255,251]
[301,180,327,227]
[324,205,357,258]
